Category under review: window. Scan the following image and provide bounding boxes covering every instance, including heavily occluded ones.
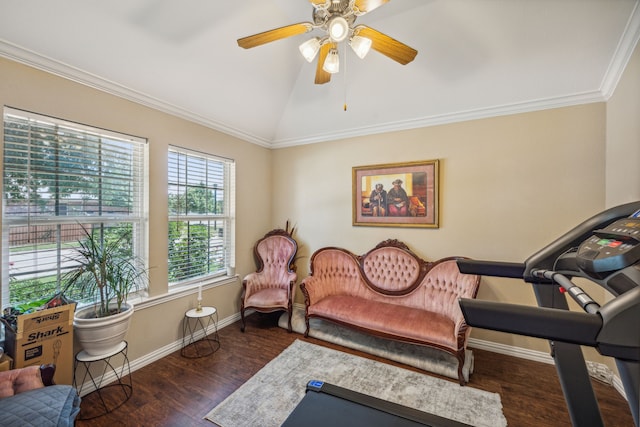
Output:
[168,146,235,285]
[2,107,148,307]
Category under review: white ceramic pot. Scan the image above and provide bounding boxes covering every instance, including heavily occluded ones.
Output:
[73,302,134,357]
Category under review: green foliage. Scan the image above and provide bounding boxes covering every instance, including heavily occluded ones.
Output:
[167,182,226,283]
[168,184,224,215]
[168,222,214,282]
[63,225,147,317]
[8,276,58,308]
[4,120,134,211]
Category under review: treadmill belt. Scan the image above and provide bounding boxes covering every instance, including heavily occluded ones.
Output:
[281,381,472,427]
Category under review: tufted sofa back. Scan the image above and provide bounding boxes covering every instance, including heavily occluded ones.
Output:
[421,258,480,319]
[305,248,363,301]
[361,245,428,294]
[303,240,479,314]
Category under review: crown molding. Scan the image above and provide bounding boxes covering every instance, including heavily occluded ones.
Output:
[269,91,606,148]
[2,16,637,150]
[0,39,271,148]
[601,0,640,99]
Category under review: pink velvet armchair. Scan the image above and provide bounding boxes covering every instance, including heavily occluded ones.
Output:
[240,229,298,332]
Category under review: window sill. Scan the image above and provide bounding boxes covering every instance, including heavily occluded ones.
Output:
[129,274,239,312]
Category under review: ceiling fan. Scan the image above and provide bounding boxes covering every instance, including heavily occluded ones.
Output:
[237,0,418,85]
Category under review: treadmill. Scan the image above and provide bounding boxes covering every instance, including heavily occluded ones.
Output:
[282,380,472,427]
[457,201,640,427]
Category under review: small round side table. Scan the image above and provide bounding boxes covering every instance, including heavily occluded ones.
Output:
[181,306,220,358]
[73,341,132,420]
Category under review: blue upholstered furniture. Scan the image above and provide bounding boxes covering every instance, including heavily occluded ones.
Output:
[0,365,80,427]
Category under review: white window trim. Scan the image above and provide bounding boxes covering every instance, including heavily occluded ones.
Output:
[2,107,149,306]
[167,145,236,286]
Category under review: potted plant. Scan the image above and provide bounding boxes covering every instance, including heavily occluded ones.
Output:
[64,224,148,357]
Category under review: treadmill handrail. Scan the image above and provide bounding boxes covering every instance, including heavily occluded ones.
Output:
[532,269,601,314]
[456,260,525,278]
[458,298,602,346]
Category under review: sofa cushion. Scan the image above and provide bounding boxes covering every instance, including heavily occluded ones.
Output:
[308,295,458,350]
[245,288,290,308]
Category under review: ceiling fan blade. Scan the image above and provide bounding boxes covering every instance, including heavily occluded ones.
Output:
[308,0,329,7]
[315,42,335,85]
[237,23,312,49]
[353,0,389,15]
[354,26,417,65]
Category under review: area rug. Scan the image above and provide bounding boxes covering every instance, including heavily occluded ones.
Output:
[278,308,473,382]
[205,340,506,427]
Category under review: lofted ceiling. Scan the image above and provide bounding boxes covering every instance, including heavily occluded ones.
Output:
[1,0,639,148]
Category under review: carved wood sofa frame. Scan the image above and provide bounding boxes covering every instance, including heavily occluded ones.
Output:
[300,239,481,385]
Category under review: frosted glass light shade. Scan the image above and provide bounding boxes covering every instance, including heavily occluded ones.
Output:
[299,37,321,62]
[322,48,340,73]
[350,35,372,59]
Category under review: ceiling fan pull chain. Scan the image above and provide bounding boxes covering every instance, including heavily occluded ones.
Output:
[344,46,348,111]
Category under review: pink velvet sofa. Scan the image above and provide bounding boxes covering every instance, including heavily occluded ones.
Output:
[300,239,481,385]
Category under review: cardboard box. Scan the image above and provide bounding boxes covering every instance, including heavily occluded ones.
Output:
[3,303,76,384]
[0,353,13,372]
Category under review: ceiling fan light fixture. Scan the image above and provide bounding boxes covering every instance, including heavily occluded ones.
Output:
[323,48,340,73]
[327,16,349,42]
[349,35,372,59]
[299,37,321,62]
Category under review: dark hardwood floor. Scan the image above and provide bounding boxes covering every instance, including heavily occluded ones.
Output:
[76,313,634,426]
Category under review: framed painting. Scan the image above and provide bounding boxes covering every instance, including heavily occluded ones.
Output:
[353,159,439,228]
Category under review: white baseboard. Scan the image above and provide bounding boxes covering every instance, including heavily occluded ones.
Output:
[468,337,627,401]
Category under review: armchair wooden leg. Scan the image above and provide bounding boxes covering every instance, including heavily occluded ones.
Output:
[304,315,310,338]
[240,307,246,332]
[457,352,467,385]
[287,302,293,333]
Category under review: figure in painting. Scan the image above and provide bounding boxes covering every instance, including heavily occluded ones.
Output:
[387,179,409,216]
[369,183,387,217]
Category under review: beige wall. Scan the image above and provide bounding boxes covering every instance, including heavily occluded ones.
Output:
[606,41,640,207]
[272,40,639,364]
[0,57,273,361]
[272,104,607,354]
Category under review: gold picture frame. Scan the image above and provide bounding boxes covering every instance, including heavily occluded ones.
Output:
[353,160,439,228]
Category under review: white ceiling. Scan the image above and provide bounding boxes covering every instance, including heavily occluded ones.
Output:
[1,0,639,148]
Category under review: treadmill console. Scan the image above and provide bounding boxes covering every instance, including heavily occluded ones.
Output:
[576,210,640,273]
